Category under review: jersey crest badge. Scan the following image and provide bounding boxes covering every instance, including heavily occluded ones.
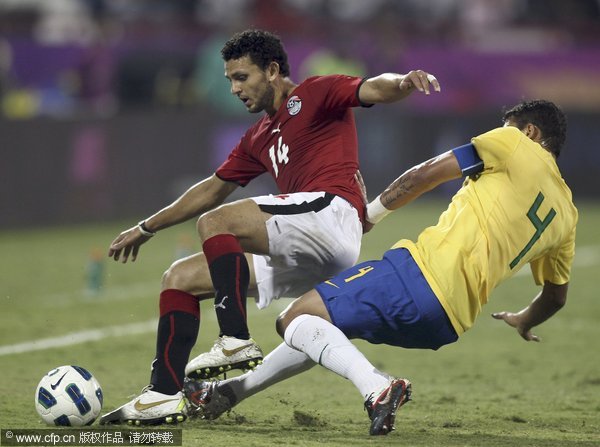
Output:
[286,96,302,116]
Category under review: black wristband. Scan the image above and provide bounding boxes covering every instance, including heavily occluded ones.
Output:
[138,220,156,237]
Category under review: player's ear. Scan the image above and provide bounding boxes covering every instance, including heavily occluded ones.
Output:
[267,61,280,81]
[524,123,543,143]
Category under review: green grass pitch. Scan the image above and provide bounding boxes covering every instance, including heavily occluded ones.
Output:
[1,200,599,446]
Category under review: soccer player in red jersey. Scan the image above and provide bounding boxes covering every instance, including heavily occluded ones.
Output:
[100,29,440,425]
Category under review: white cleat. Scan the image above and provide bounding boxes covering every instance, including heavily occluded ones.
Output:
[185,336,263,379]
[99,386,187,426]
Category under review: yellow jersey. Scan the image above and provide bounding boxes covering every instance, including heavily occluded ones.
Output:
[392,126,578,335]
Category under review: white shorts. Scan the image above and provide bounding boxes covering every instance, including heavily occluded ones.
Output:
[250,192,362,309]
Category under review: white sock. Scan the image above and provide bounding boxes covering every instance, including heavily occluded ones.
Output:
[284,314,390,400]
[219,342,315,405]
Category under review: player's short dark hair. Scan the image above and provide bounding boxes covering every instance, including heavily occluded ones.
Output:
[502,99,567,158]
[221,29,290,77]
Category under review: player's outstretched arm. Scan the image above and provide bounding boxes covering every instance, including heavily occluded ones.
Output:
[358,70,441,104]
[108,174,238,263]
[492,282,568,342]
[365,150,461,224]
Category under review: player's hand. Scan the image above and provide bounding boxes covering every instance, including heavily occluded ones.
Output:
[400,70,441,95]
[363,221,375,234]
[491,311,541,342]
[354,170,374,234]
[355,170,368,205]
[108,226,152,263]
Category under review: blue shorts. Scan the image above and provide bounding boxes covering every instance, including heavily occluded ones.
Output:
[315,248,458,350]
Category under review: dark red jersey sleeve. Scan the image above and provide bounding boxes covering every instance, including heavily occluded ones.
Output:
[304,75,364,112]
[215,132,267,186]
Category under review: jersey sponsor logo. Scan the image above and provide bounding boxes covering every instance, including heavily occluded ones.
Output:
[286,96,302,116]
[272,122,282,134]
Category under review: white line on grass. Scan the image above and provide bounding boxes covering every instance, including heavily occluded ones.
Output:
[0,319,157,356]
[2,246,598,357]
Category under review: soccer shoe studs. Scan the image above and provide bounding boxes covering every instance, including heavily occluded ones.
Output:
[183,378,233,420]
[365,378,412,436]
[99,388,187,426]
[185,336,264,380]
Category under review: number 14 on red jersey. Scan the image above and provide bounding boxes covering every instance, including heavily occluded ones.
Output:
[268,136,289,177]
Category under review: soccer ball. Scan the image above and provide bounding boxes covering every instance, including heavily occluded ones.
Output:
[35,365,103,426]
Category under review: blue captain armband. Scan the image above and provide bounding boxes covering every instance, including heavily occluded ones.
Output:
[452,143,484,177]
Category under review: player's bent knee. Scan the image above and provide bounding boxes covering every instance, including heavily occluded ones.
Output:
[276,299,299,338]
[275,314,288,339]
[197,208,235,240]
[160,265,177,291]
[161,261,190,292]
[276,299,308,338]
[275,317,283,339]
[196,212,214,239]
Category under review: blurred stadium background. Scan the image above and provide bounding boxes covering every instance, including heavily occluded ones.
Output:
[1,3,600,444]
[1,0,599,229]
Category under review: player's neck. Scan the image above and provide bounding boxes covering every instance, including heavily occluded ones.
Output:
[267,77,297,117]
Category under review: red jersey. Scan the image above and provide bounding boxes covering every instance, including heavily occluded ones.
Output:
[215,75,367,222]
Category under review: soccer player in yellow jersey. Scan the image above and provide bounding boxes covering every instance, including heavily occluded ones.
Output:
[185,100,577,436]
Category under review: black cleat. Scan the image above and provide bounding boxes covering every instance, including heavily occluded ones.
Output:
[183,378,234,420]
[364,378,412,436]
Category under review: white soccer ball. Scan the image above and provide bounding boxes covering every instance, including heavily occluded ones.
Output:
[35,365,103,426]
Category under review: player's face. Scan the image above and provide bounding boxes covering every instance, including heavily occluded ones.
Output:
[225,56,274,114]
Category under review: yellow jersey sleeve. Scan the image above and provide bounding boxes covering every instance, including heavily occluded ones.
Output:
[471,127,522,171]
[530,225,576,285]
